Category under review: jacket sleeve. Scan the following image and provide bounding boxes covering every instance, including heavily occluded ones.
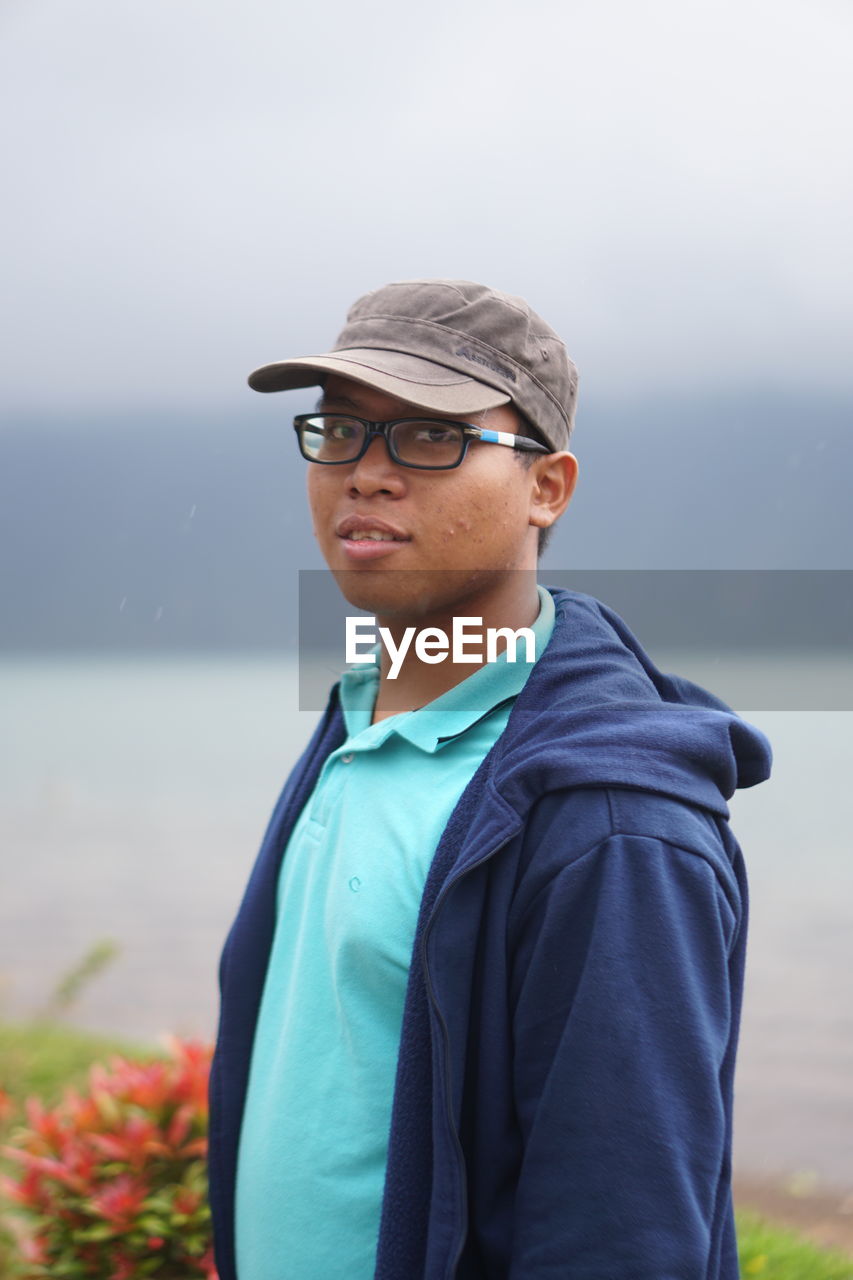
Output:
[506,798,742,1279]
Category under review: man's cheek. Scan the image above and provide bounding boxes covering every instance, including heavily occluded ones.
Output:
[439,519,471,546]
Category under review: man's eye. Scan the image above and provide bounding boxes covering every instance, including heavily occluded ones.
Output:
[326,420,358,440]
[414,424,458,444]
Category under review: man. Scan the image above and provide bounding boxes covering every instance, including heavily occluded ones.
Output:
[208,279,772,1279]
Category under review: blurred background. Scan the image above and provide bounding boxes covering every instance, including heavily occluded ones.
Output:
[1,0,850,1194]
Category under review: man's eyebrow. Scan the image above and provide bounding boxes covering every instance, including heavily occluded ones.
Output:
[315,391,361,411]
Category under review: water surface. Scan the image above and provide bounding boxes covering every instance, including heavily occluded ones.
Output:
[1,655,850,1184]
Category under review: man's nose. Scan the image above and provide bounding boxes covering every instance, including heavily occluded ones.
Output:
[347,434,406,495]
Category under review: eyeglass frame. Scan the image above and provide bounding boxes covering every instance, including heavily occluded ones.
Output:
[292,412,551,470]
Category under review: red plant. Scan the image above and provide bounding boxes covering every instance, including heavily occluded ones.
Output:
[1,1037,218,1279]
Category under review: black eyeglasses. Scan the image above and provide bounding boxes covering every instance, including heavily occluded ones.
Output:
[293,413,550,470]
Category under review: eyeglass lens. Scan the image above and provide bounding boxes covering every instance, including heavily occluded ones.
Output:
[298,416,466,468]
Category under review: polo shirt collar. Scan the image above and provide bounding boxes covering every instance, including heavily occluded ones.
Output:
[339,586,555,754]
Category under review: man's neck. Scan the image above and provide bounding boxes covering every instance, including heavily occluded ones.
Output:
[370,581,541,723]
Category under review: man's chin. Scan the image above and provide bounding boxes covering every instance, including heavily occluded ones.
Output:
[329,566,506,624]
[330,566,430,620]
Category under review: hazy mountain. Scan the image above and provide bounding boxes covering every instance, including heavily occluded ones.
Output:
[1,391,850,652]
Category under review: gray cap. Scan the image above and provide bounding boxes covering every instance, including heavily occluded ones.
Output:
[248,279,578,451]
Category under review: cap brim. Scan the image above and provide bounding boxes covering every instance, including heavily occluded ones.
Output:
[247,348,511,415]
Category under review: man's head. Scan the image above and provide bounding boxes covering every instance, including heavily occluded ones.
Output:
[249,279,578,455]
[249,280,578,624]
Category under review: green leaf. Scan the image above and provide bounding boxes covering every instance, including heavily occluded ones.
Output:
[74,1221,116,1242]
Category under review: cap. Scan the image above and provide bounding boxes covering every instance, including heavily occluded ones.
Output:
[248,279,578,451]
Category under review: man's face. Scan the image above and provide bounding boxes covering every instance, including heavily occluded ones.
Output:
[305,374,549,627]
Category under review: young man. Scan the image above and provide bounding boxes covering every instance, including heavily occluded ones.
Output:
[208,280,772,1279]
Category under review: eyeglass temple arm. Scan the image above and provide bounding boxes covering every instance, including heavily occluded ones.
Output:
[469,427,550,454]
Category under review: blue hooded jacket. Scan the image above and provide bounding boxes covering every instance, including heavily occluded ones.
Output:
[208,588,772,1279]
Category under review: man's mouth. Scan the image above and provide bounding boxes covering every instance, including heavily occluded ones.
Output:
[343,530,405,542]
[336,517,410,543]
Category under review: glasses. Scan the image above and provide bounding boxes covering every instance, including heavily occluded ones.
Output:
[293,413,550,470]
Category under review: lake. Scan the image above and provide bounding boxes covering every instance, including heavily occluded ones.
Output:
[1,654,851,1186]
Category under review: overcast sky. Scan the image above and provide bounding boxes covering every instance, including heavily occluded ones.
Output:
[1,0,851,417]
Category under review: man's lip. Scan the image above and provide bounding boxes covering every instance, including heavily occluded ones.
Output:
[336,515,411,541]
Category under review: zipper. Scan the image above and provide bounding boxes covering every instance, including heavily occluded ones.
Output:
[419,832,515,1279]
[434,695,518,745]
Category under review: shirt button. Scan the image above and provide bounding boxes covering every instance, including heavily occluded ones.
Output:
[341,752,354,764]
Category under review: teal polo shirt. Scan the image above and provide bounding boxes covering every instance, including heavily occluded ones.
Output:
[235,588,555,1280]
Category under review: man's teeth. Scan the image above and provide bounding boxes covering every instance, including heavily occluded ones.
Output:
[347,531,399,541]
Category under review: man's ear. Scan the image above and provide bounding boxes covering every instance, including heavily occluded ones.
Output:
[528,452,578,530]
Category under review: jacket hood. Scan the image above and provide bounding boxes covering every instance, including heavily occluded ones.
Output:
[494,588,773,820]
